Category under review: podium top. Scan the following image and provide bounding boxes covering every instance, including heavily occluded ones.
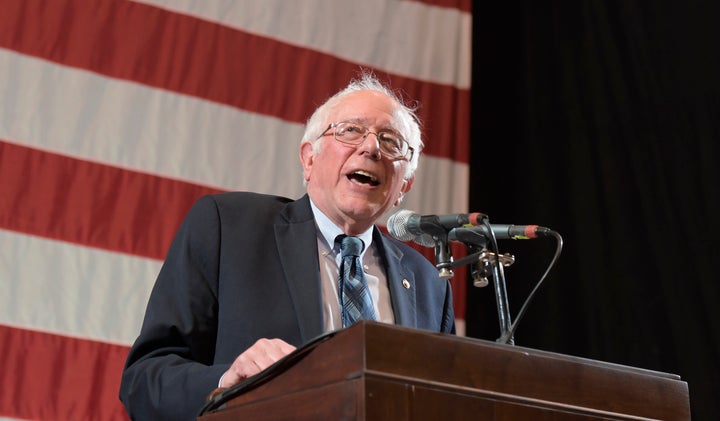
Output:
[200,322,690,420]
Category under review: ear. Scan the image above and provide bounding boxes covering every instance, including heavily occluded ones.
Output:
[395,176,414,206]
[401,175,414,194]
[299,141,316,182]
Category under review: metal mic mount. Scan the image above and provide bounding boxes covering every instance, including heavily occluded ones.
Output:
[433,237,454,279]
[469,250,515,287]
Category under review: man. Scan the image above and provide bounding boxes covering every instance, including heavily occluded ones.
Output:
[119,74,455,420]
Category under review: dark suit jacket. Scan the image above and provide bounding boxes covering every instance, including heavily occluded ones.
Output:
[120,192,455,420]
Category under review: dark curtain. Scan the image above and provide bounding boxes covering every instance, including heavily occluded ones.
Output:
[468,1,719,419]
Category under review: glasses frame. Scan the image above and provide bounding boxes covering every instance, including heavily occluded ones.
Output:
[318,121,415,161]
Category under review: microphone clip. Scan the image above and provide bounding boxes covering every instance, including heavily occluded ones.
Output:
[432,236,455,279]
[469,250,516,287]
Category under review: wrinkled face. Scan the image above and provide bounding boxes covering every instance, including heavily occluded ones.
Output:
[300,90,414,234]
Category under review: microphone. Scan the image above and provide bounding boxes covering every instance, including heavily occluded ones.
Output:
[387,209,485,242]
[449,224,553,242]
[387,210,553,246]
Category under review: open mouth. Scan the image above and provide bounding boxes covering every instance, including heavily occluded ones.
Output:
[347,170,380,187]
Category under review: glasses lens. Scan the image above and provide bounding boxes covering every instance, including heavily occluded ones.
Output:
[378,132,407,158]
[335,123,365,142]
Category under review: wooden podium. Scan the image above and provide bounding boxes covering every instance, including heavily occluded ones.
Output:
[198,322,690,420]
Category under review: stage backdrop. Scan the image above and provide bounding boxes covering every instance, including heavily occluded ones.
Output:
[0,1,471,419]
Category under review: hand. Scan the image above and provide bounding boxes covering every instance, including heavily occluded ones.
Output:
[219,338,296,388]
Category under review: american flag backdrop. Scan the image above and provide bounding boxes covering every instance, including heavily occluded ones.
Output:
[0,1,471,419]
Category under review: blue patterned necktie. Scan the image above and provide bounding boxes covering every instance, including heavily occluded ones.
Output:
[337,235,376,327]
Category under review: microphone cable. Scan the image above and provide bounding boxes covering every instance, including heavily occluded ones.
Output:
[479,217,513,344]
[496,230,564,344]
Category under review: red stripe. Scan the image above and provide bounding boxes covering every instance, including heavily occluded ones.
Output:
[407,0,473,14]
[0,324,130,421]
[0,140,221,259]
[0,0,469,163]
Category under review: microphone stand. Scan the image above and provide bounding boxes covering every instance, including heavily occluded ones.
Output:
[400,213,562,346]
[447,230,516,344]
[490,256,513,344]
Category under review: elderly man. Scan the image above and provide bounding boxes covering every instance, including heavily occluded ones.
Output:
[119,74,455,420]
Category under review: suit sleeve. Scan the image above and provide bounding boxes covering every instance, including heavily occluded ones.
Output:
[119,196,229,421]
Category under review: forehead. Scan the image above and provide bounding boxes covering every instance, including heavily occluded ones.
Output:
[328,90,401,126]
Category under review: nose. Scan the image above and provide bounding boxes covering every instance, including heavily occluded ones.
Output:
[358,132,382,160]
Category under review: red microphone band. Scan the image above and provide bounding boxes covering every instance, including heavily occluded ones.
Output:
[524,225,541,238]
[468,212,484,226]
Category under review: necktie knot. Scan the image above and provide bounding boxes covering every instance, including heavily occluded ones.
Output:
[338,235,364,258]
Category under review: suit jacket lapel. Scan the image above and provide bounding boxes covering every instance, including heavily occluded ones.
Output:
[273,197,420,339]
[274,195,325,342]
[375,229,418,328]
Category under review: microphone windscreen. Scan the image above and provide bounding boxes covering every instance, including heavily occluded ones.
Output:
[387,209,415,241]
[387,210,435,247]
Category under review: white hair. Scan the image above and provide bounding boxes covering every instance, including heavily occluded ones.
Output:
[300,72,423,179]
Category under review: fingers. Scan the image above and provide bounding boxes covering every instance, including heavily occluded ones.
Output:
[220,338,296,388]
[246,338,296,371]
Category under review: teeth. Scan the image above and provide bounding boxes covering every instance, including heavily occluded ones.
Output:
[353,170,377,182]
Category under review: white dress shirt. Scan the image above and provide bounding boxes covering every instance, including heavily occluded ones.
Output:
[309,199,395,332]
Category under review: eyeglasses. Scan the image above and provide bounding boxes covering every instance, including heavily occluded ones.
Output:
[318,121,414,161]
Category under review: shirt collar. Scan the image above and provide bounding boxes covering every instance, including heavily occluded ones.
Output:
[309,198,374,255]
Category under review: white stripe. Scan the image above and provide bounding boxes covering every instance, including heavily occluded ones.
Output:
[395,157,470,218]
[0,49,305,198]
[0,229,160,346]
[131,0,472,88]
[0,50,468,214]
